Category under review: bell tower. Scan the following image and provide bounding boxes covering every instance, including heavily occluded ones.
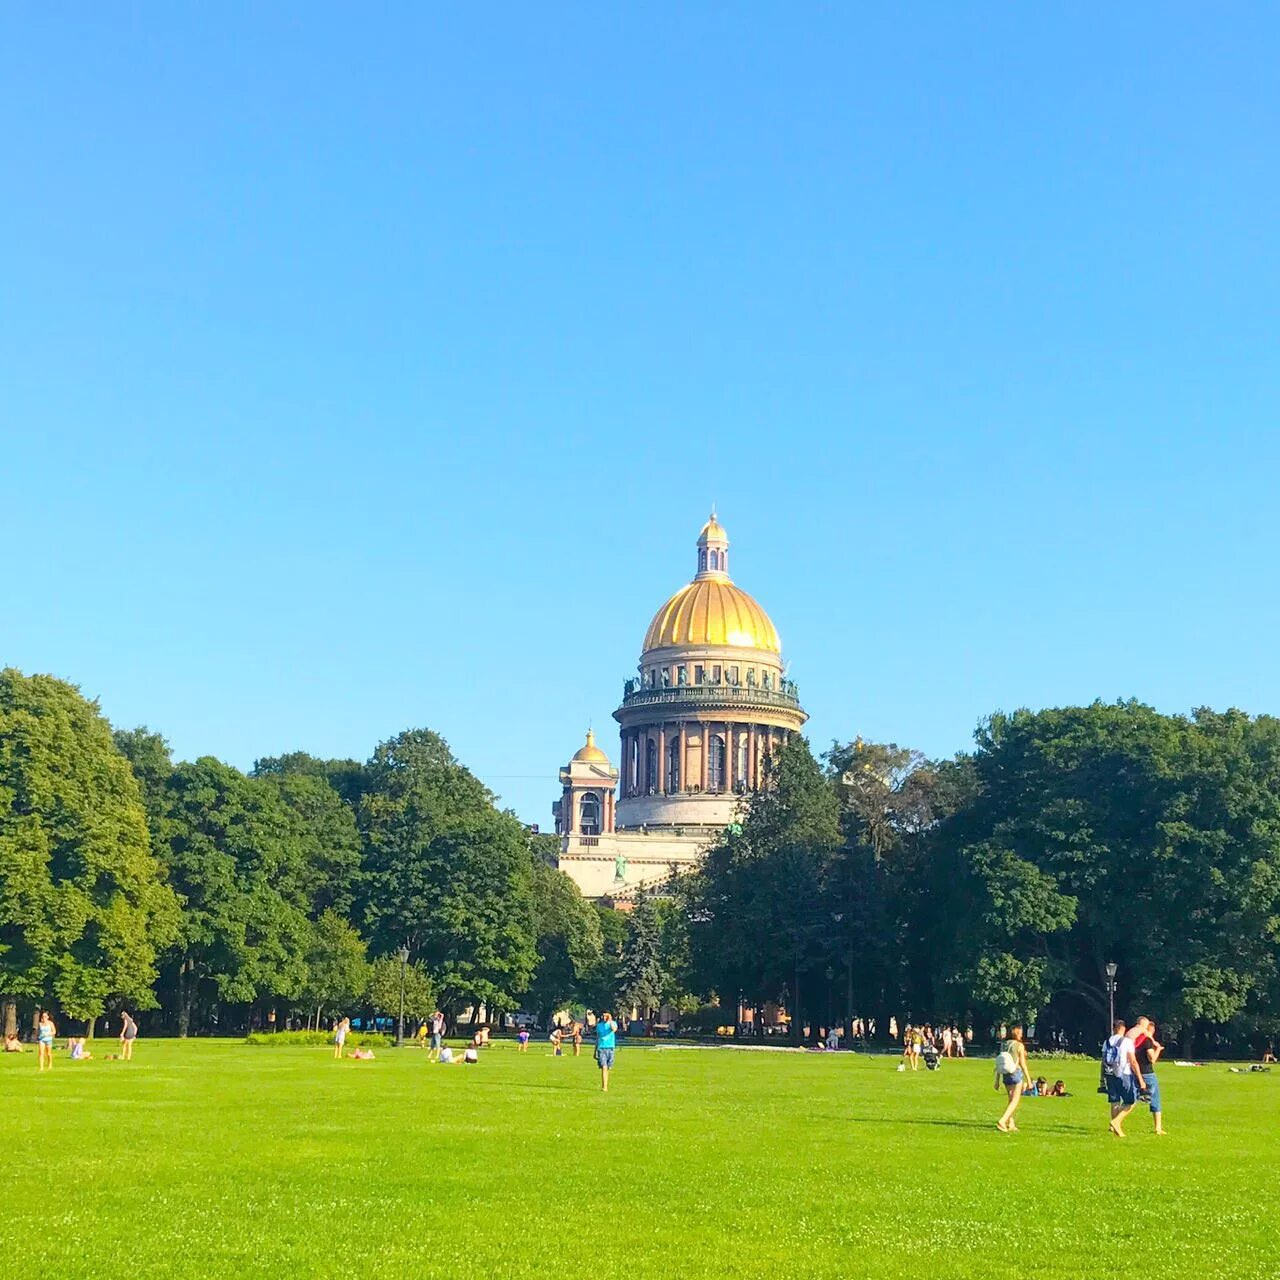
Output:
[552,730,618,837]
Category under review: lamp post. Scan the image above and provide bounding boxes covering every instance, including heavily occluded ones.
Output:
[396,945,410,1047]
[1105,961,1118,1032]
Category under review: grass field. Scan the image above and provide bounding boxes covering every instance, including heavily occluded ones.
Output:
[5,1038,1277,1277]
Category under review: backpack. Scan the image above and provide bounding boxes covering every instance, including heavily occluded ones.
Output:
[1102,1038,1122,1076]
[995,1048,1017,1074]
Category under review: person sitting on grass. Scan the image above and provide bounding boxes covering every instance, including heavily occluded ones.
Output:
[439,1045,456,1063]
[68,1037,93,1061]
[2,1031,23,1053]
[463,1046,479,1064]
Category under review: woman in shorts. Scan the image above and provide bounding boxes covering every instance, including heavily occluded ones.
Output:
[994,1025,1030,1132]
[37,1011,56,1072]
[333,1017,349,1059]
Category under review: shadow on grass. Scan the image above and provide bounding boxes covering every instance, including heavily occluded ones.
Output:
[844,1114,1095,1135]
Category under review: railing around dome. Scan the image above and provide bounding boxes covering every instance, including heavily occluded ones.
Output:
[617,681,803,713]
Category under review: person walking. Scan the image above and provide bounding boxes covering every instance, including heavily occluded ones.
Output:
[1135,1018,1166,1135]
[333,1016,349,1059]
[36,1011,56,1072]
[595,1011,618,1092]
[120,1010,138,1061]
[994,1025,1030,1132]
[428,1009,445,1062]
[1102,1019,1146,1137]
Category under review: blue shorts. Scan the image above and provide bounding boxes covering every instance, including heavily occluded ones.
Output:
[1001,1069,1023,1088]
[595,1047,615,1069]
[431,1033,442,1049]
[1145,1073,1161,1113]
[1105,1074,1138,1107]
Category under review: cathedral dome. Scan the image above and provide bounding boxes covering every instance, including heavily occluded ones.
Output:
[641,513,782,654]
[571,729,610,764]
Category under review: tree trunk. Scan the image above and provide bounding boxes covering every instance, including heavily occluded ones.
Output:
[792,959,802,1046]
[2,997,16,1040]
[86,1015,96,1041]
[177,960,192,1038]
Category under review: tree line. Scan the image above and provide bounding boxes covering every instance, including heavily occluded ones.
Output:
[3,667,1278,1053]
[0,669,652,1039]
[684,704,1280,1055]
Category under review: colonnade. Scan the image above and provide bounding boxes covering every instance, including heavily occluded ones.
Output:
[619,721,787,798]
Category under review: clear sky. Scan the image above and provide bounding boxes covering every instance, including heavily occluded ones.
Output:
[3,7,1278,823]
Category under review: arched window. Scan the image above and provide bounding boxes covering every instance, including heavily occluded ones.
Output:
[645,739,657,794]
[667,735,681,793]
[580,792,601,836]
[708,734,726,792]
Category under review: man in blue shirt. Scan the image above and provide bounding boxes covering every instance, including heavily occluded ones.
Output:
[594,1011,618,1092]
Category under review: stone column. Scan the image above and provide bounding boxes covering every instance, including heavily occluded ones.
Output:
[657,723,666,795]
[749,724,758,789]
[700,722,709,792]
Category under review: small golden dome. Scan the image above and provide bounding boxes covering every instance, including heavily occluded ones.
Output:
[571,730,610,764]
[698,513,728,544]
[643,578,781,653]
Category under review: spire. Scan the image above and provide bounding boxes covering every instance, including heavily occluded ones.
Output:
[696,509,730,579]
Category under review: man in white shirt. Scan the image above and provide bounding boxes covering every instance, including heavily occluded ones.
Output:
[1102,1019,1147,1137]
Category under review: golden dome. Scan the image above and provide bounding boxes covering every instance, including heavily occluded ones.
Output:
[643,578,781,653]
[571,730,610,764]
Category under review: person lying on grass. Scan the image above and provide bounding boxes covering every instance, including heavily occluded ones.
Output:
[348,1047,375,1060]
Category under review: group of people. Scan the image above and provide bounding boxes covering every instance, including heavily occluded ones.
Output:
[333,1008,620,1090]
[991,1018,1164,1135]
[900,1023,967,1070]
[1102,1016,1166,1137]
[7,1010,138,1070]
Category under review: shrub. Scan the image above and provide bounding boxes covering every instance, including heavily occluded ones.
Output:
[244,1030,393,1048]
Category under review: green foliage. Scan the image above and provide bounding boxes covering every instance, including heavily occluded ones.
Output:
[0,671,179,1021]
[525,861,603,1021]
[365,954,435,1023]
[358,729,537,1010]
[157,758,314,1030]
[300,910,369,1022]
[615,894,667,1013]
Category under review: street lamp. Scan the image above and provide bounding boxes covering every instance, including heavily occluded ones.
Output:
[1105,961,1118,1032]
[396,945,410,1047]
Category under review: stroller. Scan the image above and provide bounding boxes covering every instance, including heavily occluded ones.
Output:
[922,1040,941,1071]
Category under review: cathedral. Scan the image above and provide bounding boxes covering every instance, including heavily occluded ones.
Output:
[553,512,806,899]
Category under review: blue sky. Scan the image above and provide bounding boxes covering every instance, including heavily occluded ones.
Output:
[3,6,1278,823]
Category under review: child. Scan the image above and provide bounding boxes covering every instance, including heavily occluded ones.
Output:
[550,1027,563,1057]
[517,1027,530,1053]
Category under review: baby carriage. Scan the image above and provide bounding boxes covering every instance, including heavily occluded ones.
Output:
[922,1041,941,1071]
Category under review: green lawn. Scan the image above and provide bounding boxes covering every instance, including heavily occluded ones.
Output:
[4,1038,1276,1277]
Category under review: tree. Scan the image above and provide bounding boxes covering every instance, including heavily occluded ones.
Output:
[616,893,667,1015]
[366,955,435,1026]
[0,672,179,1036]
[525,861,603,1023]
[256,771,362,918]
[157,758,313,1034]
[358,729,537,1013]
[686,736,841,1041]
[300,909,369,1029]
